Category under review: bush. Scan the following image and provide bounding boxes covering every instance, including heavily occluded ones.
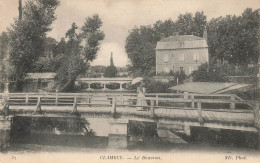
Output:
[191,63,235,82]
[104,66,117,77]
[144,78,175,93]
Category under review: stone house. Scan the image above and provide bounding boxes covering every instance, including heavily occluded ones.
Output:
[155,34,209,75]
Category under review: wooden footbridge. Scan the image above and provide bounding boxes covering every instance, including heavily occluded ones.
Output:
[1,92,260,150]
[1,92,260,132]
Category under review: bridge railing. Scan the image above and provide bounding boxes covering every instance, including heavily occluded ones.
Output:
[1,92,259,128]
[0,92,250,108]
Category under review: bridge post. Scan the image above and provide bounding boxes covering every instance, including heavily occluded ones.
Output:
[34,97,42,114]
[55,93,58,105]
[254,102,260,149]
[230,95,235,110]
[72,97,78,113]
[120,94,124,105]
[71,97,81,116]
[197,100,203,124]
[150,100,155,118]
[191,95,194,108]
[1,102,9,116]
[112,97,117,114]
[156,95,159,106]
[184,92,188,99]
[86,95,90,104]
[25,93,29,105]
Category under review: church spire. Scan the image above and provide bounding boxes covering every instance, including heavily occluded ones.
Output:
[18,0,22,20]
[110,52,115,67]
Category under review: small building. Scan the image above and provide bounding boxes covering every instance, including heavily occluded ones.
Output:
[155,34,209,75]
[22,73,56,92]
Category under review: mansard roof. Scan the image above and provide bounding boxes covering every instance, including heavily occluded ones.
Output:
[156,35,208,50]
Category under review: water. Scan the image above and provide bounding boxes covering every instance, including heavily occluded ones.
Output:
[1,115,259,153]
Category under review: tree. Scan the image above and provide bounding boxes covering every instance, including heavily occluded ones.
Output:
[8,0,59,90]
[104,66,117,77]
[176,13,194,35]
[191,63,236,82]
[0,32,10,82]
[176,12,207,37]
[56,15,105,91]
[125,12,207,77]
[125,26,157,77]
[53,37,66,57]
[207,8,260,66]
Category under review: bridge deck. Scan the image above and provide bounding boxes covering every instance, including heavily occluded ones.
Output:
[9,105,254,126]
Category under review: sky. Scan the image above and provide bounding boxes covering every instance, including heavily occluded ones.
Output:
[0,0,260,67]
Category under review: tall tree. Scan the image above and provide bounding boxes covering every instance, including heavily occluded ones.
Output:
[0,32,10,82]
[56,15,105,91]
[125,26,157,77]
[176,13,194,35]
[8,0,59,90]
[207,8,260,66]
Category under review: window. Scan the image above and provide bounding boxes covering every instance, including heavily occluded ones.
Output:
[193,53,198,62]
[163,55,169,63]
[172,66,174,72]
[179,53,184,62]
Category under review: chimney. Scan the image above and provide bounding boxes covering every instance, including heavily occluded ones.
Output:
[18,0,22,20]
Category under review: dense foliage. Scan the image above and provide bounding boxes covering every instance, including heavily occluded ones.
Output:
[126,8,260,78]
[8,0,59,90]
[191,62,258,82]
[55,15,105,91]
[0,32,10,82]
[125,12,207,77]
[5,0,104,92]
[207,8,260,66]
[104,66,118,77]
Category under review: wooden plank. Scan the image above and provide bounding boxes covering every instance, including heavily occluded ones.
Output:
[188,110,198,119]
[229,112,247,122]
[173,109,185,118]
[232,113,252,123]
[185,110,194,119]
[202,111,214,121]
[208,111,222,122]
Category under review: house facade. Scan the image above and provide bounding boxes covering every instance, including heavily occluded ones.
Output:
[155,34,209,75]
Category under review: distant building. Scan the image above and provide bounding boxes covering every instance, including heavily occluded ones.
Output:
[22,73,56,92]
[155,34,209,75]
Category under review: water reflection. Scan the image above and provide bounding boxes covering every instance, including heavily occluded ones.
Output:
[30,116,96,136]
[6,115,259,152]
[11,116,108,149]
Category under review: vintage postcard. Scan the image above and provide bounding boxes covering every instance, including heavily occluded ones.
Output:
[0,0,260,162]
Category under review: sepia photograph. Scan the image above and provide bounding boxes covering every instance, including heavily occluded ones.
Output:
[0,0,260,162]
